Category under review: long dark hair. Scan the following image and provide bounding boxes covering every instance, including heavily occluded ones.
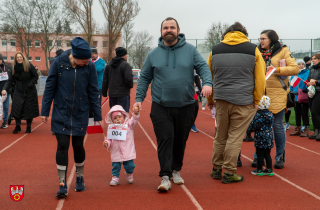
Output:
[259,30,279,50]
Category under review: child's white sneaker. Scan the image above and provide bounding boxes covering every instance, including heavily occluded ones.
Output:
[172,170,184,185]
[158,176,171,192]
[125,172,134,184]
[110,177,119,186]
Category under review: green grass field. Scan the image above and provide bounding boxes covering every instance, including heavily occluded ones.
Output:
[286,108,314,131]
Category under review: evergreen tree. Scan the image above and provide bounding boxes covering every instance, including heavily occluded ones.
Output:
[56,20,62,34]
[63,20,72,34]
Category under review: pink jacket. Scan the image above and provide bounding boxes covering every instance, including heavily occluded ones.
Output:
[104,105,139,162]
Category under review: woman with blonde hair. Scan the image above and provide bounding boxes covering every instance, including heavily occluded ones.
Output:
[251,30,299,169]
[1,52,39,133]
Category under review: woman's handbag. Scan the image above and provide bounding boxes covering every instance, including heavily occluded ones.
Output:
[308,85,316,98]
[286,91,295,108]
[297,88,308,103]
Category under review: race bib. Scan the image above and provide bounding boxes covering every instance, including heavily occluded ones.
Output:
[0,72,8,81]
[107,124,127,141]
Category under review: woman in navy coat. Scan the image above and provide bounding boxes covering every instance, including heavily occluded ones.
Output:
[41,37,102,198]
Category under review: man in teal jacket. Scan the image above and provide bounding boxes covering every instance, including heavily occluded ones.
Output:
[133,17,213,192]
[91,46,106,104]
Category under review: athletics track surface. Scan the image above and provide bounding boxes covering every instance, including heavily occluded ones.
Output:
[1,85,320,210]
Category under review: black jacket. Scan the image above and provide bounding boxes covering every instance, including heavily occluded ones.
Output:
[102,57,133,97]
[0,62,12,94]
[3,63,39,119]
[308,63,320,91]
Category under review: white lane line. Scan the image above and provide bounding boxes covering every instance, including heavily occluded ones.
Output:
[0,117,51,155]
[197,128,320,201]
[56,135,88,210]
[137,122,203,210]
[286,141,320,156]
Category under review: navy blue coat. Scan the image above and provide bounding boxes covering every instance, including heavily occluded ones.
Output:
[247,109,274,149]
[41,50,102,136]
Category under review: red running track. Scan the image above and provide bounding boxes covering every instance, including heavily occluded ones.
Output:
[1,85,320,209]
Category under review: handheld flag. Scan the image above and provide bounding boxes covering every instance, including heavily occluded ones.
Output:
[265,68,277,80]
[87,118,104,134]
[291,76,302,88]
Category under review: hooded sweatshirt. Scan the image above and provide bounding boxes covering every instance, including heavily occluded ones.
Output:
[136,33,213,107]
[104,105,139,162]
[206,31,266,105]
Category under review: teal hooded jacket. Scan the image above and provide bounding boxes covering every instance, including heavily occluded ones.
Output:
[136,34,213,107]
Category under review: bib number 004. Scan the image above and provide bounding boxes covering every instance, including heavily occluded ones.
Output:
[107,124,127,141]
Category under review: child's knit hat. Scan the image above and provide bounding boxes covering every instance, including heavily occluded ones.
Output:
[258,95,271,110]
[111,111,125,120]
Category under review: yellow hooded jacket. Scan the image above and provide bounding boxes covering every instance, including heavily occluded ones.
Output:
[206,31,266,105]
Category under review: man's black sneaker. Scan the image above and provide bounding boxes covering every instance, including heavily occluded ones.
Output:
[12,126,21,134]
[210,168,222,179]
[75,177,86,191]
[1,122,8,128]
[274,159,284,169]
[56,182,68,198]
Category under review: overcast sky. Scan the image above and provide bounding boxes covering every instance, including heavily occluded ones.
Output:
[92,0,320,47]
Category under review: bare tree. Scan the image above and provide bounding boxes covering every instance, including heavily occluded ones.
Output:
[99,0,140,61]
[32,0,65,71]
[0,0,36,58]
[205,22,229,49]
[64,0,94,45]
[129,31,153,69]
[122,21,134,50]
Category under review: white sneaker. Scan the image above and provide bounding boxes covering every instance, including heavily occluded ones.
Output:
[158,176,171,192]
[172,170,184,185]
[202,107,205,110]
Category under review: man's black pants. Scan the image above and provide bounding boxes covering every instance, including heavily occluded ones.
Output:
[109,96,130,112]
[150,101,195,178]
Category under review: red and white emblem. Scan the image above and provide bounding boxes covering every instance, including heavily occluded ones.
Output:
[10,185,24,202]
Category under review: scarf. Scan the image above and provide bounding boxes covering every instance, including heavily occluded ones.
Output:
[312,62,320,70]
[260,46,273,67]
[14,63,24,74]
[92,56,100,63]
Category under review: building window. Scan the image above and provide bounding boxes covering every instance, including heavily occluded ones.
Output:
[28,57,32,61]
[66,40,71,47]
[2,40,7,46]
[35,57,41,61]
[10,56,14,61]
[93,41,98,47]
[35,40,41,47]
[48,40,53,47]
[57,40,62,47]
[10,39,16,47]
[26,40,32,47]
[3,56,7,61]
[103,41,107,48]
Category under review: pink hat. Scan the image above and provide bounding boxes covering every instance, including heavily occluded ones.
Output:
[111,111,124,120]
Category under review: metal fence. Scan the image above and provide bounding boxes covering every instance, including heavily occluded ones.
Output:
[186,39,320,61]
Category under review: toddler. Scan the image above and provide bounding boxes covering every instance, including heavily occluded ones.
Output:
[104,105,140,186]
[0,94,7,122]
[247,95,274,176]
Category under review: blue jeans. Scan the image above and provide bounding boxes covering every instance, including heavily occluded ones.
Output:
[254,109,286,161]
[112,159,135,178]
[2,93,10,123]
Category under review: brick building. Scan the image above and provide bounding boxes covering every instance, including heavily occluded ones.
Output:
[0,30,122,72]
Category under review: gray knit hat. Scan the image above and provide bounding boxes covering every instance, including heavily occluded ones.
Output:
[296,59,305,65]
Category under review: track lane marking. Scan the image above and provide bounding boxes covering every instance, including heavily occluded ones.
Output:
[197,128,320,201]
[137,122,203,210]
[0,117,51,155]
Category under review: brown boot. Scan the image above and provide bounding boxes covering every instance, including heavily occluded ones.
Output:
[300,127,309,137]
[290,126,301,136]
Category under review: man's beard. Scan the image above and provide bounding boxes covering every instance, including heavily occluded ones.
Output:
[162,32,177,43]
